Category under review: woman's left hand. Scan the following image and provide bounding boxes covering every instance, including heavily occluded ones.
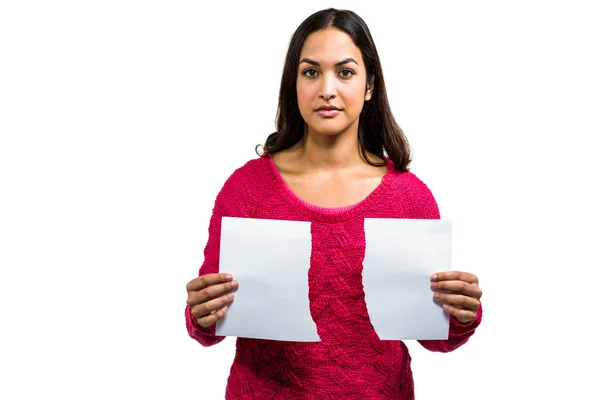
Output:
[431,271,482,324]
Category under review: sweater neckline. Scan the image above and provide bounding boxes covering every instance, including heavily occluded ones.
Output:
[262,154,395,223]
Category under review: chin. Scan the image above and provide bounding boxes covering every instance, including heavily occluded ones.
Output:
[307,120,351,137]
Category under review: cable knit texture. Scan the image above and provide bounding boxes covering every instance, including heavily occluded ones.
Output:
[185,155,482,399]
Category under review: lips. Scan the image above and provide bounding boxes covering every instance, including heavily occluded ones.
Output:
[316,109,340,118]
[317,105,340,111]
[315,105,341,118]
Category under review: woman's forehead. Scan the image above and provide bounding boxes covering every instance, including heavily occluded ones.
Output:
[300,28,362,62]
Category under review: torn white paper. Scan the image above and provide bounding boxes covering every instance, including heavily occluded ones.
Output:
[362,218,452,340]
[215,217,320,342]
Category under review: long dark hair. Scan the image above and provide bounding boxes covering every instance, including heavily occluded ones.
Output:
[258,8,411,172]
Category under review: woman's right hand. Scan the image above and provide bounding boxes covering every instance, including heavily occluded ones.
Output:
[186,273,238,328]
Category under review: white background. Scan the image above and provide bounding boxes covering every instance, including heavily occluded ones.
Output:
[1,1,598,399]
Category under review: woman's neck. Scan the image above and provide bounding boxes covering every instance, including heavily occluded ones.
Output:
[295,127,364,172]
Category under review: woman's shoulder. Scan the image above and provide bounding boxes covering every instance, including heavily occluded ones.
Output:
[213,156,270,210]
[384,159,433,194]
[218,156,268,190]
[386,167,440,218]
[226,156,267,180]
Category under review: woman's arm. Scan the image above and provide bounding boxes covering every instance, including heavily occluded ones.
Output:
[185,199,229,347]
[185,164,258,347]
[397,173,483,353]
[418,306,482,352]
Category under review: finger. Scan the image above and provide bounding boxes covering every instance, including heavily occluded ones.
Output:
[446,294,468,310]
[432,280,482,299]
[431,271,478,285]
[433,292,480,311]
[197,305,229,328]
[187,280,238,308]
[442,303,477,324]
[186,273,233,293]
[191,291,235,319]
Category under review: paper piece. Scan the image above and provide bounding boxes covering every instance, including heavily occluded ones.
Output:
[362,218,452,340]
[215,217,320,342]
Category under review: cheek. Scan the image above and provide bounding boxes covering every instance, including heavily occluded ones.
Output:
[296,86,314,110]
[341,86,367,110]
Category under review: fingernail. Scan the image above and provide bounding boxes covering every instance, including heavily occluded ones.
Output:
[222,306,228,312]
[431,274,437,281]
[231,280,238,287]
[228,293,234,300]
[431,282,437,288]
[226,274,232,280]
[433,292,440,299]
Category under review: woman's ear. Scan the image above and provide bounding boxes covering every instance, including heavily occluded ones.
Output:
[365,78,374,101]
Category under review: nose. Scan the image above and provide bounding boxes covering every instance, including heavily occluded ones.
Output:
[319,74,336,101]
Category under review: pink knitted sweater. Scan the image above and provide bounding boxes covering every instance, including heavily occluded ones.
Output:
[185,155,482,399]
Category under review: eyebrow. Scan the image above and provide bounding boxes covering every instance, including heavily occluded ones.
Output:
[299,57,359,67]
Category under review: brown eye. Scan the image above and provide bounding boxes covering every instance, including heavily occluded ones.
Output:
[339,69,355,78]
[303,69,318,77]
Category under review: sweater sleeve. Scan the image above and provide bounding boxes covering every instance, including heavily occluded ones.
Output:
[418,306,482,352]
[185,163,258,347]
[399,172,482,353]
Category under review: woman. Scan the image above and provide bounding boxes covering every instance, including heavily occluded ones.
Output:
[185,8,482,399]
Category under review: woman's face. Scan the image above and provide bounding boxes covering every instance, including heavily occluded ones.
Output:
[296,28,373,138]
